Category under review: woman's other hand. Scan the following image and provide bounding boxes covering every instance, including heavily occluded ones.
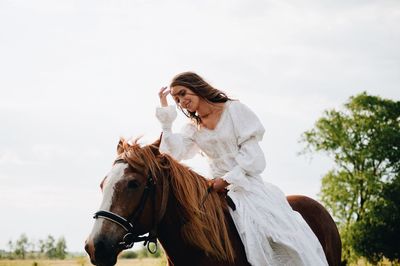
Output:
[159,86,170,107]
[212,178,229,192]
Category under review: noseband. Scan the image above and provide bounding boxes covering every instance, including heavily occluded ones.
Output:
[93,159,169,253]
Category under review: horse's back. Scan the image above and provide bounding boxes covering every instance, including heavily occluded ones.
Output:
[287,195,342,266]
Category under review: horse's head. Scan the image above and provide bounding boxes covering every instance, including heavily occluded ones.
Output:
[86,136,236,265]
[85,138,167,266]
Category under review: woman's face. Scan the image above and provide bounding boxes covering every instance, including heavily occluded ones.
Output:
[171,85,200,113]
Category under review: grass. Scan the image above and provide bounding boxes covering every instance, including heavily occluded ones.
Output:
[0,258,164,266]
[2,257,399,266]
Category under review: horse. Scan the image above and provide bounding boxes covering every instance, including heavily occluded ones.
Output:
[85,138,342,266]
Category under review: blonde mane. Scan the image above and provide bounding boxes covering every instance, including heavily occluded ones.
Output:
[118,138,235,262]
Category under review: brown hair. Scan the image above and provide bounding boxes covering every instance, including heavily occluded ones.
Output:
[170,72,232,124]
[118,138,235,262]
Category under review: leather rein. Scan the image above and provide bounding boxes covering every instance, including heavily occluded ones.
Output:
[93,158,169,253]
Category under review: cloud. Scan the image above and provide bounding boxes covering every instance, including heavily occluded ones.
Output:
[0,150,39,166]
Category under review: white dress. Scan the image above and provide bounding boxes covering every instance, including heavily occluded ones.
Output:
[156,100,328,266]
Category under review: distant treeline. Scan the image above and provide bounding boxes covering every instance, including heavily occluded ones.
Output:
[1,234,67,260]
[1,234,164,261]
[119,244,164,259]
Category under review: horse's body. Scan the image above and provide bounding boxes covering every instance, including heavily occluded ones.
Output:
[85,139,341,266]
[157,195,342,266]
[287,195,342,266]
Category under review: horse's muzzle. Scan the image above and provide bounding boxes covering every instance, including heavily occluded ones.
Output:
[85,235,119,266]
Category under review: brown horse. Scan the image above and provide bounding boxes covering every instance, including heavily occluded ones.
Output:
[85,139,341,266]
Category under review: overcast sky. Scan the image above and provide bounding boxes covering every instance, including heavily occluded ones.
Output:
[1,0,399,253]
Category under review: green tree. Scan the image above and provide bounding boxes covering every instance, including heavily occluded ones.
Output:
[27,239,36,259]
[7,240,14,259]
[55,237,68,259]
[44,235,57,258]
[351,176,400,264]
[38,239,46,258]
[14,234,29,259]
[301,92,400,262]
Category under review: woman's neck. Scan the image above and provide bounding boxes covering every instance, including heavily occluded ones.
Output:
[196,101,224,118]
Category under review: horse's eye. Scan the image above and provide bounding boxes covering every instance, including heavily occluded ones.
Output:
[127,180,139,189]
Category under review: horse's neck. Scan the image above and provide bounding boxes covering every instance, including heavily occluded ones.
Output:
[156,185,251,266]
[157,193,204,264]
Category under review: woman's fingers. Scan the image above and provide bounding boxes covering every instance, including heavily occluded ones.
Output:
[158,86,170,98]
[159,86,169,94]
[159,86,166,93]
[159,86,170,107]
[212,178,229,192]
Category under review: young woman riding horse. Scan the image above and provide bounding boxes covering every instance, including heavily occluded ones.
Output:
[86,139,341,266]
[85,72,341,266]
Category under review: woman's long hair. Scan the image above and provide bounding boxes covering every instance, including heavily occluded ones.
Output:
[170,72,232,124]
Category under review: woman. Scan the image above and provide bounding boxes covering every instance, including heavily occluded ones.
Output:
[156,72,328,266]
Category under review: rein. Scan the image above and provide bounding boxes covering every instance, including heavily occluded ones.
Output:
[93,159,169,253]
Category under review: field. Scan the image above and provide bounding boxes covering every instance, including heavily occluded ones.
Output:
[1,258,398,266]
[0,258,164,266]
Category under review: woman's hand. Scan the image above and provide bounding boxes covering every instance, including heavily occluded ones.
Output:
[159,86,170,107]
[212,177,229,192]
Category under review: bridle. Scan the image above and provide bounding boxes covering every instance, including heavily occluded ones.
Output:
[93,158,169,253]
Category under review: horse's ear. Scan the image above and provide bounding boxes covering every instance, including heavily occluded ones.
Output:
[153,132,162,148]
[149,133,162,155]
[117,138,125,155]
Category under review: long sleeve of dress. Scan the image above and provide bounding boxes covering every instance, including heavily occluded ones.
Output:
[221,101,266,191]
[155,105,199,161]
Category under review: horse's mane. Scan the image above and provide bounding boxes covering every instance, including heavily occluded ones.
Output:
[118,138,235,262]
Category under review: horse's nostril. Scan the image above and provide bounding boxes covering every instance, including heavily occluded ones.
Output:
[95,239,106,252]
[94,238,115,264]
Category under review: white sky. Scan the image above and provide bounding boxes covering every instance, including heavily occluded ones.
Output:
[0,0,399,253]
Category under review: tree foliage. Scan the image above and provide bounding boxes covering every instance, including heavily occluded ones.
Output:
[14,234,29,259]
[44,235,56,258]
[351,176,400,264]
[302,92,400,262]
[55,237,67,259]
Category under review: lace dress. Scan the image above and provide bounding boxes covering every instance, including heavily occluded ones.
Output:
[156,100,328,266]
